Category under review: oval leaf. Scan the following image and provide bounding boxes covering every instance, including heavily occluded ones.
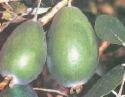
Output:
[95,15,125,46]
[84,65,124,97]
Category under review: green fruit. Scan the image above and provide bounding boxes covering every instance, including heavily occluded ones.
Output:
[0,20,47,84]
[47,7,98,87]
[0,85,38,97]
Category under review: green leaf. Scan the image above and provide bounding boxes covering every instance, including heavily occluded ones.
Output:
[95,15,125,46]
[84,65,124,97]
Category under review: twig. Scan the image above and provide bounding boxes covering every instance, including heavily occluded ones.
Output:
[1,0,68,32]
[33,0,42,21]
[33,88,68,97]
[0,15,18,33]
[39,0,69,26]
[68,0,72,7]
[22,7,50,16]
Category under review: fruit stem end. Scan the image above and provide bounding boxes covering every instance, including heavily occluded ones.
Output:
[0,75,13,91]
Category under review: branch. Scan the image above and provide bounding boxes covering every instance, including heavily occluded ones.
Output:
[39,0,69,26]
[33,88,68,97]
[1,0,68,32]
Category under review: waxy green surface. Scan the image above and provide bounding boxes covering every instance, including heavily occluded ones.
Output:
[47,7,98,87]
[0,20,47,84]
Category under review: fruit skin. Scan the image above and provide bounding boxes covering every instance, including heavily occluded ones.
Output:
[0,20,47,84]
[47,7,98,87]
[0,85,38,97]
